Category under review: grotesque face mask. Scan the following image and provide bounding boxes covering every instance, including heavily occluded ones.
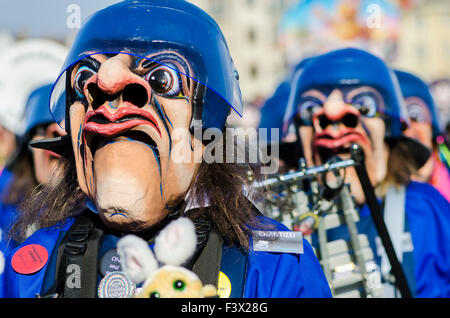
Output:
[31,122,66,184]
[403,97,433,150]
[297,85,389,203]
[394,70,441,182]
[67,52,204,231]
[403,97,434,181]
[38,0,242,232]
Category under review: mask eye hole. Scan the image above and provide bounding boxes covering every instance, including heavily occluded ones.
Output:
[73,66,96,98]
[149,291,160,298]
[298,97,323,125]
[144,63,182,98]
[351,92,379,118]
[173,280,185,291]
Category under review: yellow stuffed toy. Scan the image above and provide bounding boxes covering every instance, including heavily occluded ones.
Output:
[117,217,217,298]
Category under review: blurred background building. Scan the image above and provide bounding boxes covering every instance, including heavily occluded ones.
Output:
[191,0,296,103]
[394,0,449,82]
[0,0,448,130]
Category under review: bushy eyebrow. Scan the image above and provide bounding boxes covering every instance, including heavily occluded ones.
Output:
[75,56,102,72]
[301,89,327,102]
[137,52,191,77]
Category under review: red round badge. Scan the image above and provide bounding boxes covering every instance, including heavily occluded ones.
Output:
[11,244,49,275]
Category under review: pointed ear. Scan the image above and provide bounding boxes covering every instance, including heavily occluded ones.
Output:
[117,235,158,284]
[154,217,197,266]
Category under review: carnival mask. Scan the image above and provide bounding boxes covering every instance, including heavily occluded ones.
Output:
[31,122,66,184]
[298,85,389,203]
[403,97,433,150]
[403,96,434,181]
[68,52,204,231]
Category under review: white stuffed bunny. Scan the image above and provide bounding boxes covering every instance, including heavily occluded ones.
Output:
[117,217,217,298]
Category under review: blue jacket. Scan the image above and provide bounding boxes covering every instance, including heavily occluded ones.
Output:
[0,169,20,256]
[1,213,331,298]
[313,181,450,298]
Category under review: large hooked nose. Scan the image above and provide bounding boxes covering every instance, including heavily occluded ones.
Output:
[314,89,360,131]
[83,54,152,110]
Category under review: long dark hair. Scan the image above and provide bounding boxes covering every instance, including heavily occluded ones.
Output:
[377,139,418,197]
[1,143,36,206]
[11,133,270,250]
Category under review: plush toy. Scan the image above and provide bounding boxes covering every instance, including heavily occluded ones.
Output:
[117,217,217,298]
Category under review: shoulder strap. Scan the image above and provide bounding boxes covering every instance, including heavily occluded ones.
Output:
[55,211,103,298]
[46,210,248,298]
[381,185,407,297]
[191,227,248,298]
[192,228,223,287]
[383,185,406,262]
[219,246,248,298]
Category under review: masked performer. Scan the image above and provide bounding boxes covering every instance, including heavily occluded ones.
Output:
[0,84,65,256]
[1,0,331,298]
[258,58,315,173]
[284,48,450,297]
[394,70,450,202]
[0,39,67,256]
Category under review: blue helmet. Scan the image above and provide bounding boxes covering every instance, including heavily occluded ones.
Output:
[50,0,242,133]
[259,57,315,142]
[284,48,408,139]
[394,70,442,138]
[23,84,59,138]
[259,81,290,143]
[5,83,64,170]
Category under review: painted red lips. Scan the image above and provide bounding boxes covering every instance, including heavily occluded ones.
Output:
[83,105,161,138]
[313,128,370,152]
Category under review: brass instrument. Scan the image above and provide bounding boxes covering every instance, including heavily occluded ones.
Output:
[250,144,410,298]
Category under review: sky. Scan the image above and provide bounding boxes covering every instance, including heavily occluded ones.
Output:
[0,0,122,40]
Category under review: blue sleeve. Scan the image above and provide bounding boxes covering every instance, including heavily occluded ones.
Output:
[406,182,450,298]
[244,218,332,298]
[0,219,74,298]
[0,169,19,255]
[0,204,20,255]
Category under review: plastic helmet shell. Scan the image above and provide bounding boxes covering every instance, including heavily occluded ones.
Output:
[394,70,442,138]
[50,0,242,133]
[284,48,408,139]
[23,84,59,138]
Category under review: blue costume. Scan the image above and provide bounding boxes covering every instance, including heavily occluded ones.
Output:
[311,181,450,298]
[0,169,18,255]
[0,84,57,256]
[1,0,331,298]
[281,48,450,298]
[1,208,331,298]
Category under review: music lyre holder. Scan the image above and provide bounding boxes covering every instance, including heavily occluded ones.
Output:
[253,143,412,298]
[253,158,356,189]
